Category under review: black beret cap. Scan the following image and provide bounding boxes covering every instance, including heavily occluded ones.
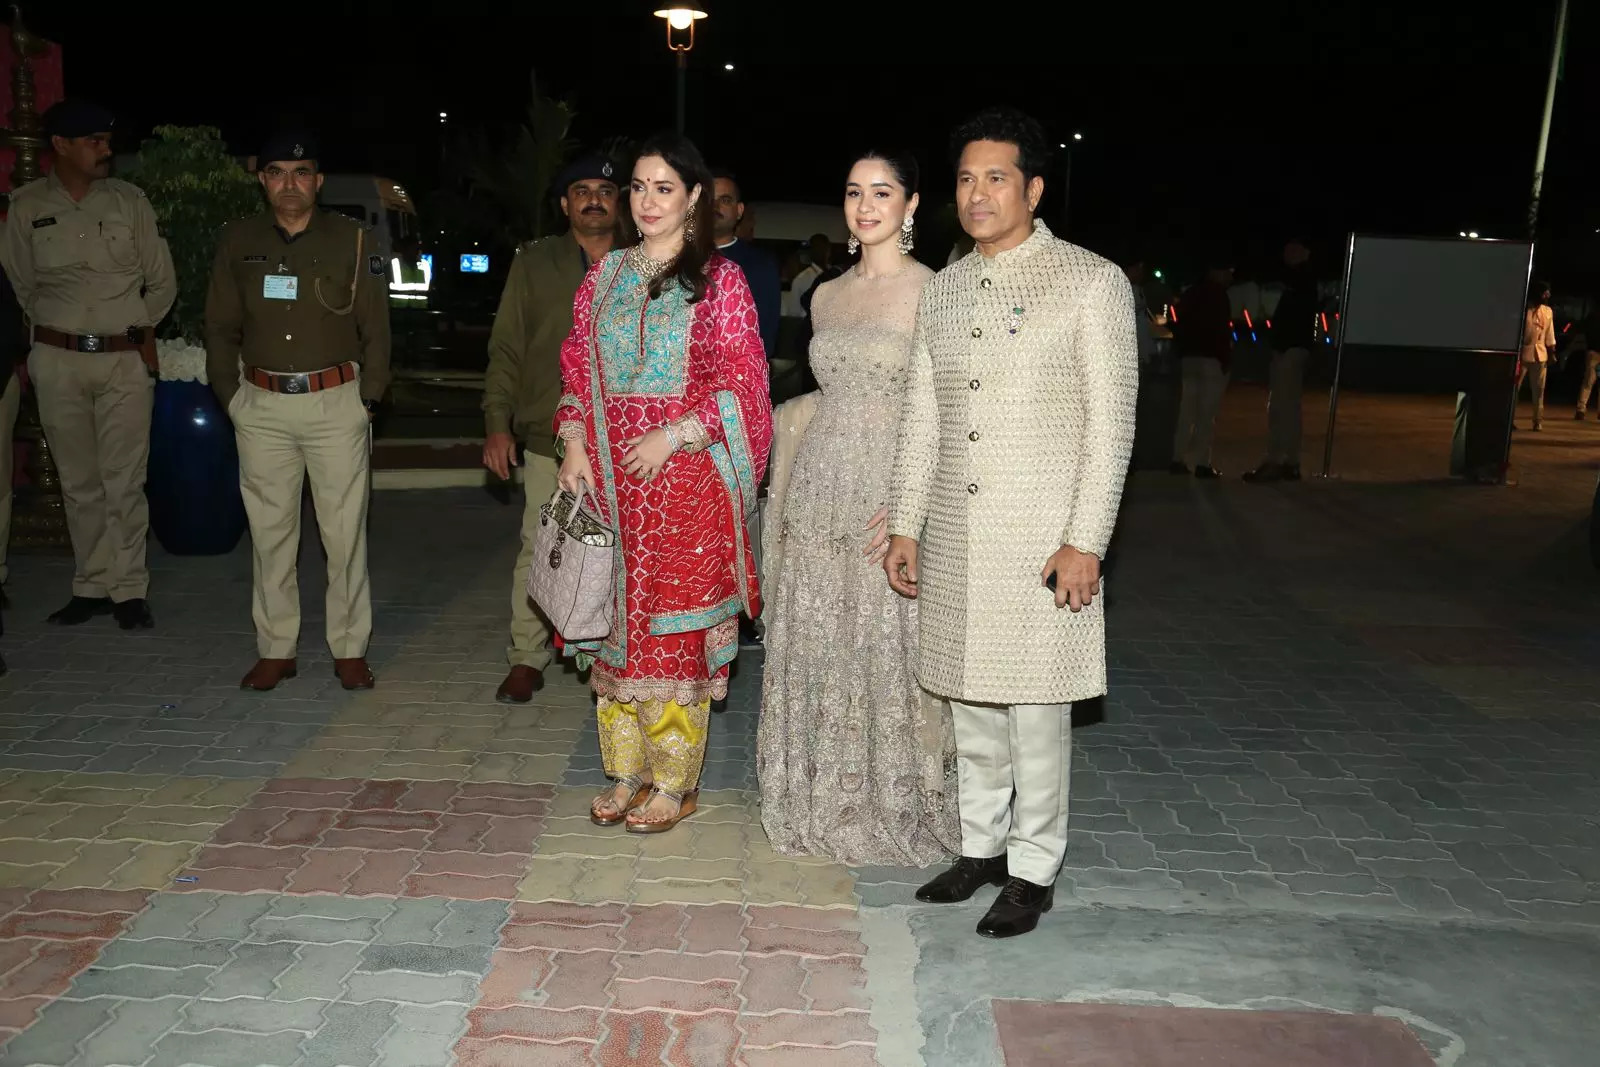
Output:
[553,153,620,195]
[258,131,320,166]
[43,99,115,139]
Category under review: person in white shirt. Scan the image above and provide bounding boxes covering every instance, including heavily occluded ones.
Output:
[1517,282,1557,431]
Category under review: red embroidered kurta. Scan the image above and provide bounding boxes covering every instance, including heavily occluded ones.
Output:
[555,252,773,705]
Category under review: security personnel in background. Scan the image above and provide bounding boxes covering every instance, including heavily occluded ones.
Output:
[481,151,619,704]
[204,132,390,693]
[0,98,175,630]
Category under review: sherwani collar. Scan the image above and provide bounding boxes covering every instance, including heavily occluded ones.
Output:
[977,218,1053,267]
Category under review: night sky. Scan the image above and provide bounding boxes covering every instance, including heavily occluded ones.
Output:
[34,0,1597,284]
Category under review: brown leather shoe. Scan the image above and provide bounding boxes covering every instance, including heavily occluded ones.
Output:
[241,658,297,691]
[334,658,376,690]
[495,665,545,704]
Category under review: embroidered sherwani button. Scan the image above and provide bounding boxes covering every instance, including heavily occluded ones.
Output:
[980,278,992,289]
[969,431,980,442]
[967,483,979,494]
[969,379,980,390]
[971,327,982,338]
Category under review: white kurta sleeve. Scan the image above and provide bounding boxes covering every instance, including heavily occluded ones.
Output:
[889,295,938,541]
[1063,260,1140,557]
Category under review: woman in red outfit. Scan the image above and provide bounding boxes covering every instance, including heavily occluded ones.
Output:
[554,132,772,833]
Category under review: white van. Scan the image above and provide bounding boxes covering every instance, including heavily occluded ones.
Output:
[317,174,419,265]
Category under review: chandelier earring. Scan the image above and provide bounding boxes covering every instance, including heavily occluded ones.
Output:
[898,216,915,254]
[846,233,860,255]
[683,210,697,243]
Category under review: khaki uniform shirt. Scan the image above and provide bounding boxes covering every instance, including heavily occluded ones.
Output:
[0,172,176,336]
[482,232,592,455]
[203,209,390,406]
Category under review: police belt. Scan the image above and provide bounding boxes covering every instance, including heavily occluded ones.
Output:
[246,361,358,395]
[34,326,148,353]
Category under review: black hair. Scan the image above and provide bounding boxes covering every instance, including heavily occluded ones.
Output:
[1529,280,1551,307]
[852,149,919,197]
[949,107,1052,186]
[711,167,742,203]
[633,131,715,304]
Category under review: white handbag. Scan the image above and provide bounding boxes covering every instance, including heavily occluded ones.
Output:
[525,484,616,642]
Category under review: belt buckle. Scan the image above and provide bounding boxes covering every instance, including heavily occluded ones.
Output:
[281,374,308,395]
[78,334,103,353]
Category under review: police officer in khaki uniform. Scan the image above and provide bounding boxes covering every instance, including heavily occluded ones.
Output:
[0,99,176,629]
[482,152,619,703]
[204,132,389,692]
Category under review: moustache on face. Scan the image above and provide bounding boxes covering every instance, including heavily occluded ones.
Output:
[581,206,608,215]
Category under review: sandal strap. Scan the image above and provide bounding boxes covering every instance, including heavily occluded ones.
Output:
[594,775,646,814]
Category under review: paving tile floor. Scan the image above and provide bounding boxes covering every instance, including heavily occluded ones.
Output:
[0,390,1597,1065]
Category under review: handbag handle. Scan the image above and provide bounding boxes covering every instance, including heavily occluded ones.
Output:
[558,481,600,530]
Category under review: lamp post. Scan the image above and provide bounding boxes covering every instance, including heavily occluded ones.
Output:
[1060,131,1082,236]
[654,6,707,134]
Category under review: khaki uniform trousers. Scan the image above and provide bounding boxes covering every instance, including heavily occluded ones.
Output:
[229,377,371,660]
[0,372,21,584]
[509,451,560,668]
[26,344,153,600]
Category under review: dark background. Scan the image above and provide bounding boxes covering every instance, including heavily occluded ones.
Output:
[32,0,1597,286]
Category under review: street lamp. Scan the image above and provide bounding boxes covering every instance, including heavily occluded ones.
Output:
[654,6,708,134]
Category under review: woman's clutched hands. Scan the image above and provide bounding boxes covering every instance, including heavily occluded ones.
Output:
[622,427,676,481]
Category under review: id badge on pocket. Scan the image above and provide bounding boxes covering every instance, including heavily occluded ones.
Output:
[263,275,299,300]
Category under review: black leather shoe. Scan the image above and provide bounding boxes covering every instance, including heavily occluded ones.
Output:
[976,877,1055,939]
[47,596,113,625]
[914,855,1008,903]
[113,598,155,630]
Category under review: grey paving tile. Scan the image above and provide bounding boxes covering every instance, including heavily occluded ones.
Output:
[0,998,119,1067]
[148,1028,306,1067]
[74,996,189,1067]
[205,942,302,1000]
[359,943,490,975]
[182,996,327,1034]
[298,1002,395,1067]
[67,963,215,1001]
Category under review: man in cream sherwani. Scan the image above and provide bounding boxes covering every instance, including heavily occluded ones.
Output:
[885,107,1138,939]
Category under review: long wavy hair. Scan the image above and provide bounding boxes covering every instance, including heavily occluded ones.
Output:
[631,131,715,304]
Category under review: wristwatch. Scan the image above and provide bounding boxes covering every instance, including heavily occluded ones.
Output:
[362,399,379,415]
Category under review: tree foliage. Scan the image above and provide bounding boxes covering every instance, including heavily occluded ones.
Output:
[122,125,261,344]
[464,71,576,245]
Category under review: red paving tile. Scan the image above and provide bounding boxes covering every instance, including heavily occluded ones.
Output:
[501,921,623,954]
[0,895,145,1051]
[477,950,558,1008]
[742,1010,878,1049]
[3,941,106,998]
[801,957,871,1012]
[453,1039,595,1067]
[24,890,148,916]
[665,1010,744,1066]
[193,778,550,898]
[170,866,294,894]
[0,995,48,1032]
[402,872,521,900]
[991,1000,1436,1067]
[506,901,629,929]
[740,954,811,1013]
[744,925,865,957]
[618,904,688,951]
[612,950,743,984]
[464,1006,605,1043]
[594,1010,674,1065]
[682,904,749,952]
[538,951,618,1010]
[0,912,131,941]
[610,977,742,1014]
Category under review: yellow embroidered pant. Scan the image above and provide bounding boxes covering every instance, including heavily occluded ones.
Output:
[596,699,711,796]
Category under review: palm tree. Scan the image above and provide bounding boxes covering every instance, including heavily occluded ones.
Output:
[465,70,576,244]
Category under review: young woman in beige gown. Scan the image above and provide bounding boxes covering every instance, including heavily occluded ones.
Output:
[756,151,959,866]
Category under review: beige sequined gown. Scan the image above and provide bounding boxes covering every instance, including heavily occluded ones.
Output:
[757,262,960,867]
